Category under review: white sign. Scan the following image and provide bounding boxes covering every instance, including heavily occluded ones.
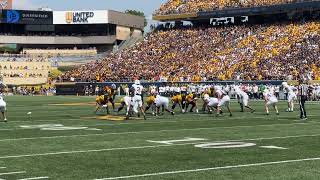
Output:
[53,10,108,24]
[210,16,248,26]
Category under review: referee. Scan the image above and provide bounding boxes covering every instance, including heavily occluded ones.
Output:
[298,79,308,120]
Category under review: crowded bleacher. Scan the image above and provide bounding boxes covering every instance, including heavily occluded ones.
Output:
[154,0,315,15]
[62,20,320,82]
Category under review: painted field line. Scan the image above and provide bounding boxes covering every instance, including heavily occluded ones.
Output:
[7,113,319,125]
[0,171,26,175]
[0,133,320,159]
[9,119,86,123]
[0,121,319,142]
[0,143,199,159]
[95,157,320,180]
[0,129,14,131]
[18,176,49,180]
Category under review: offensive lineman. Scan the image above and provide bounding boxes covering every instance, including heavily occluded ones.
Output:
[203,94,219,114]
[215,88,232,117]
[263,89,279,115]
[234,86,255,113]
[117,96,132,117]
[155,94,175,116]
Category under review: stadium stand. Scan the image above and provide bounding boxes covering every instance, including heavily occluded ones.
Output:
[154,0,316,15]
[62,20,320,82]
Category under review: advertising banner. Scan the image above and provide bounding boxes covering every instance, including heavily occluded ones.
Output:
[53,10,108,24]
[4,10,53,24]
[0,0,12,10]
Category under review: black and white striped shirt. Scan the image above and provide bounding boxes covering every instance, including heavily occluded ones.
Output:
[298,84,308,96]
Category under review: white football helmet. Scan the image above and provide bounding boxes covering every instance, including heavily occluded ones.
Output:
[134,80,140,85]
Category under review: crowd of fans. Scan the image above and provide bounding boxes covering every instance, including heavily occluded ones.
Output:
[154,0,314,15]
[63,20,320,82]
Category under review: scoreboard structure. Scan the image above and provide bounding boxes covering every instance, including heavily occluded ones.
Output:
[0,9,144,52]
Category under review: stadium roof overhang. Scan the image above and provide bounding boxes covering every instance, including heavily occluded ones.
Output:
[153,1,320,22]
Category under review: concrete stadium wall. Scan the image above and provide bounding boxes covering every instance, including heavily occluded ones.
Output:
[108,10,144,30]
[23,49,98,56]
[0,62,50,72]
[132,29,143,37]
[0,61,51,85]
[0,35,117,45]
[116,26,131,40]
[3,78,48,85]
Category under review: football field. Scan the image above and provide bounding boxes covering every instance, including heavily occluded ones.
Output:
[0,96,320,180]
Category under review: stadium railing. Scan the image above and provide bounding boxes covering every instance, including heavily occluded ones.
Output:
[56,80,285,95]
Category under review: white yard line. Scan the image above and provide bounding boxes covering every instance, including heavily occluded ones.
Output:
[95,157,320,180]
[9,119,85,123]
[0,121,319,142]
[18,176,49,180]
[8,114,318,124]
[0,133,319,159]
[0,171,26,175]
[0,143,198,159]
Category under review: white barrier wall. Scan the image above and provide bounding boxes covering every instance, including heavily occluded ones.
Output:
[0,61,51,85]
[0,35,116,45]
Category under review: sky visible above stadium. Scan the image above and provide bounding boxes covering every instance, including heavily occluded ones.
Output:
[14,0,167,31]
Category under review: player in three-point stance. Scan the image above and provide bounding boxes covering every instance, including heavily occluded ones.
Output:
[215,87,232,117]
[263,89,279,115]
[234,85,255,113]
[155,94,175,116]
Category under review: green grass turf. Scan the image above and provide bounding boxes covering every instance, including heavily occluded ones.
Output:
[0,96,319,179]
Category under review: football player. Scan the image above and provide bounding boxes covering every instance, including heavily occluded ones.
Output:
[216,88,232,117]
[155,94,175,116]
[129,80,146,120]
[203,94,219,114]
[95,95,109,114]
[171,91,183,112]
[234,86,255,113]
[104,86,116,111]
[145,93,156,115]
[185,93,199,113]
[117,96,132,117]
[282,82,297,112]
[0,93,7,122]
[263,89,279,115]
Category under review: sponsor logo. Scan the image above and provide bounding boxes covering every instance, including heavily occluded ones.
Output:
[0,0,8,9]
[22,13,49,19]
[65,11,95,24]
[7,10,20,23]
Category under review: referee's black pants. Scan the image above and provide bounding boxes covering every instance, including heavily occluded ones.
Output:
[299,95,307,119]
